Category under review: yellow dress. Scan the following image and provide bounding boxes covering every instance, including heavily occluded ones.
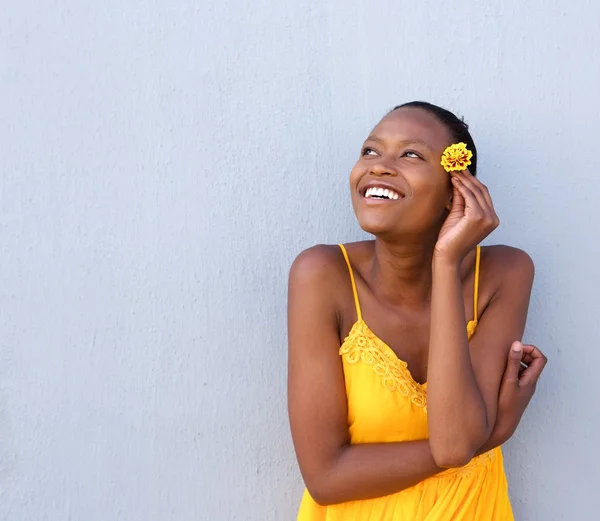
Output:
[297,244,513,521]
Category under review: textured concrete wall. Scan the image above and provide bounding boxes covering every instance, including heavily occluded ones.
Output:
[1,1,598,519]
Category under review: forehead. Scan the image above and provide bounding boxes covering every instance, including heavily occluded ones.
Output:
[370,108,453,151]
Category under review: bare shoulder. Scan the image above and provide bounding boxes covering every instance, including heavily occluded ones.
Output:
[481,244,535,295]
[289,244,347,285]
[288,244,352,308]
[482,244,534,275]
[288,244,354,346]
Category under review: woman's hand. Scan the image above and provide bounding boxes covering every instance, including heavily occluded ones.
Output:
[477,341,548,454]
[435,170,499,265]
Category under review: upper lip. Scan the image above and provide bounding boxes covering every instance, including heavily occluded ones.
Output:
[360,181,405,198]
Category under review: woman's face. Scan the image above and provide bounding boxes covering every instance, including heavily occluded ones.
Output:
[350,107,455,240]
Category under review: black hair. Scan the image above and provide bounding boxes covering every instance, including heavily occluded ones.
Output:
[391,101,477,176]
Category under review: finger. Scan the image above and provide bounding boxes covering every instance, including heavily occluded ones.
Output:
[453,183,465,207]
[457,174,499,229]
[462,170,495,210]
[521,344,546,359]
[480,183,494,210]
[519,353,548,387]
[519,344,545,365]
[455,170,491,211]
[520,353,534,366]
[451,176,484,215]
[447,183,465,215]
[503,341,524,385]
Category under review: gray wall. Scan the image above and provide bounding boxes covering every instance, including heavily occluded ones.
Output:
[1,1,598,520]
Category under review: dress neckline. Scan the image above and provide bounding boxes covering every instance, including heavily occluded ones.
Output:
[343,318,428,388]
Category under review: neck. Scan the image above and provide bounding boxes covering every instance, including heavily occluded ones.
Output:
[370,234,438,308]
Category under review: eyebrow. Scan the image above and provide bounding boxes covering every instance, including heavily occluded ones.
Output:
[365,135,434,151]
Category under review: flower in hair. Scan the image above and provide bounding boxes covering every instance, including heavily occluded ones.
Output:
[440,142,473,172]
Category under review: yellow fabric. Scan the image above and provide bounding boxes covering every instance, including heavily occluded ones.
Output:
[297,244,513,521]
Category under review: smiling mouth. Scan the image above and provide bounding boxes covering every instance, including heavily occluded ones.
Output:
[363,186,402,201]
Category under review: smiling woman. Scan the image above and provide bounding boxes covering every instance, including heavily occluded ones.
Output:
[287,102,548,521]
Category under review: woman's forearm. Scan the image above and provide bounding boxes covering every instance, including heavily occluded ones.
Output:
[305,440,442,506]
[427,257,490,468]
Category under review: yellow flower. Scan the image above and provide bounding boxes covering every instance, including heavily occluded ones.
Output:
[440,142,473,172]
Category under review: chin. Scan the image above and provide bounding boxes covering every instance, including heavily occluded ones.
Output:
[356,215,398,238]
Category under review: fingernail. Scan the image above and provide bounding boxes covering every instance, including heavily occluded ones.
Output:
[512,342,522,352]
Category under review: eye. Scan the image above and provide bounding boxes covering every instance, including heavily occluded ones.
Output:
[362,147,378,157]
[402,150,422,159]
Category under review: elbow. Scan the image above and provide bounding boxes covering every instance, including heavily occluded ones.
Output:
[301,447,350,506]
[429,419,492,469]
[302,445,357,507]
[432,451,473,469]
[304,467,347,506]
[431,442,477,469]
[305,480,338,507]
[309,491,333,507]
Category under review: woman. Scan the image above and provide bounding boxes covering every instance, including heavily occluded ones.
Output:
[287,101,548,521]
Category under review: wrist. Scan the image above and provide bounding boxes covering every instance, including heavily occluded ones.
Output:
[432,253,462,273]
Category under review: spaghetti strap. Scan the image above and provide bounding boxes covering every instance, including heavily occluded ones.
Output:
[473,245,481,322]
[338,244,362,322]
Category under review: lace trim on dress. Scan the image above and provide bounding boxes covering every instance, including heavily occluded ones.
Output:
[339,320,428,409]
[339,319,496,480]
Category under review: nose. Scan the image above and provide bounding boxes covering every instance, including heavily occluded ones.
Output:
[369,158,397,177]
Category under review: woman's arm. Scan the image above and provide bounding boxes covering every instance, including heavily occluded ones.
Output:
[476,341,548,454]
[288,245,545,503]
[427,170,534,467]
[288,246,444,505]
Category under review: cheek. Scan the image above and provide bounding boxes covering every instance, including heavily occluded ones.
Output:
[348,167,360,210]
[348,164,365,202]
[411,172,448,197]
[349,162,362,184]
[409,175,452,215]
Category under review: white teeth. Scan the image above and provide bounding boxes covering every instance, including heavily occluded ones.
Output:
[365,186,401,200]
